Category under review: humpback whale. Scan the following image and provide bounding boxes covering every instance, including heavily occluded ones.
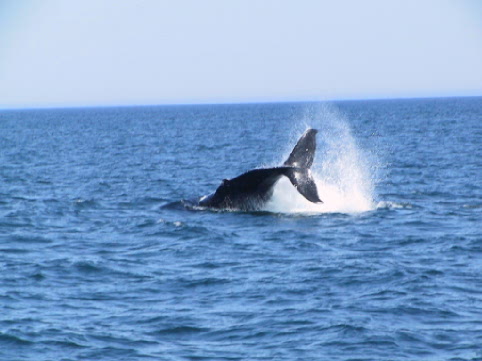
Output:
[198,129,323,211]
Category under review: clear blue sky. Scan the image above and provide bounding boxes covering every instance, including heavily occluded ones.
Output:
[1,0,481,108]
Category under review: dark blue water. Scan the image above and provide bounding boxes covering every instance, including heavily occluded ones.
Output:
[1,97,481,360]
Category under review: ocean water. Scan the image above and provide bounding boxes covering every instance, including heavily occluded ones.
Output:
[0,97,481,361]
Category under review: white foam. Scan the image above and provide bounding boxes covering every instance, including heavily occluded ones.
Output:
[376,201,412,210]
[263,104,376,215]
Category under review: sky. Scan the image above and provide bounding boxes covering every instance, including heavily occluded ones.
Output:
[0,0,481,108]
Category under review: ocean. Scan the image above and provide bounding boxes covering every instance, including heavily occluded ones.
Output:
[0,97,481,360]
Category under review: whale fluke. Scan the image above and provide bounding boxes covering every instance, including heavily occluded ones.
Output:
[284,128,318,168]
[284,167,322,203]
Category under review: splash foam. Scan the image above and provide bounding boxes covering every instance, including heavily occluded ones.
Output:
[264,104,376,214]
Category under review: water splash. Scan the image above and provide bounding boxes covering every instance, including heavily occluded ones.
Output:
[264,104,376,214]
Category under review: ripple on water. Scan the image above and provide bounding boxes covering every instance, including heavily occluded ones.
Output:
[0,333,33,346]
[5,234,54,244]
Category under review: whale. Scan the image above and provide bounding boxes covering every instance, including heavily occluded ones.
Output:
[198,128,323,211]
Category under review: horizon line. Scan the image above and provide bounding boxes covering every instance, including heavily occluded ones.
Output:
[1,94,481,111]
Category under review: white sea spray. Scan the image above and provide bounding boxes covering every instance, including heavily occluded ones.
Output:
[265,103,376,214]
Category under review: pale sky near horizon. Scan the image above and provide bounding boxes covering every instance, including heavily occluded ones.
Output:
[0,0,481,108]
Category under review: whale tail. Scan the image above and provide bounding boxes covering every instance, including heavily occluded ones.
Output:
[282,128,322,203]
[198,128,323,210]
[284,168,322,203]
[284,128,318,168]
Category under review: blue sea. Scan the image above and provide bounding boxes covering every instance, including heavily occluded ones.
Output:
[1,97,481,361]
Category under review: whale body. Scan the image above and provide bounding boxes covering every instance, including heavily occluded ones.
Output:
[198,129,323,211]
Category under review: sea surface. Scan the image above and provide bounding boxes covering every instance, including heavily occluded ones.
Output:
[0,97,481,361]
